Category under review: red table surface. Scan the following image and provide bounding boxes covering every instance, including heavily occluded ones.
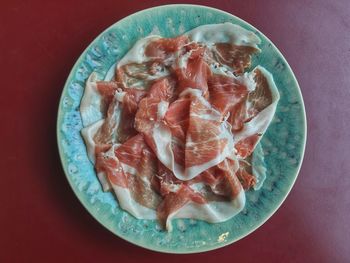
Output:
[1,0,349,262]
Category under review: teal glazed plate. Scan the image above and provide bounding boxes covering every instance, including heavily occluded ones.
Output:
[57,4,306,253]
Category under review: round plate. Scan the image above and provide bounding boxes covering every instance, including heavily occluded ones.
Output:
[57,4,306,253]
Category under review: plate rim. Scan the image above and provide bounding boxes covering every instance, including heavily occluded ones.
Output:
[56,4,307,254]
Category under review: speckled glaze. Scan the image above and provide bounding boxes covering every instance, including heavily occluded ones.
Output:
[57,5,306,253]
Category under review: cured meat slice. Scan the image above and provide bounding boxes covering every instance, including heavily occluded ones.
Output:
[80,23,280,231]
[235,134,260,159]
[194,159,242,198]
[93,97,121,147]
[158,178,245,230]
[95,144,127,189]
[233,66,280,155]
[116,61,170,89]
[208,74,248,115]
[116,35,187,89]
[186,23,261,75]
[96,81,118,113]
[157,184,206,229]
[134,77,174,153]
[145,35,189,60]
[115,135,161,209]
[175,46,211,96]
[148,77,176,101]
[115,88,147,142]
[236,160,256,190]
[164,95,191,141]
[228,101,248,132]
[212,43,259,74]
[95,134,161,217]
[184,91,234,179]
[139,88,235,181]
[81,119,104,164]
[80,73,104,127]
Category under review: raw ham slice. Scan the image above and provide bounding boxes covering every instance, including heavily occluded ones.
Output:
[212,43,259,74]
[164,95,191,141]
[116,61,170,89]
[116,35,187,89]
[81,119,104,164]
[95,144,127,189]
[80,23,280,231]
[93,97,121,147]
[157,184,206,229]
[236,160,256,190]
[175,45,211,96]
[80,73,104,127]
[194,159,242,198]
[156,159,245,230]
[138,87,235,181]
[95,134,161,217]
[164,190,245,231]
[117,35,161,67]
[184,91,234,177]
[235,134,260,159]
[134,78,174,154]
[233,66,280,155]
[208,74,248,115]
[115,88,147,142]
[80,74,118,127]
[145,35,189,60]
[96,81,118,113]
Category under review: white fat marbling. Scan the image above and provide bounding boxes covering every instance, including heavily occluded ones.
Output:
[117,35,161,67]
[234,66,280,144]
[80,119,104,163]
[166,189,246,231]
[80,73,103,127]
[186,23,261,49]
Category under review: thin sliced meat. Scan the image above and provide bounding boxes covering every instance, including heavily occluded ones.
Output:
[185,93,234,171]
[156,161,184,196]
[157,184,206,229]
[175,48,211,96]
[236,169,256,190]
[164,95,191,141]
[80,73,104,126]
[113,134,159,206]
[116,88,147,142]
[148,77,176,101]
[235,134,260,159]
[127,144,161,209]
[192,158,241,199]
[138,88,235,181]
[233,66,280,155]
[80,24,281,231]
[96,81,118,113]
[211,159,242,198]
[145,35,189,60]
[114,134,146,167]
[93,97,121,147]
[208,74,248,115]
[135,99,169,153]
[134,78,174,153]
[247,67,274,112]
[228,101,247,132]
[116,60,170,89]
[236,160,256,190]
[213,43,259,74]
[95,145,127,188]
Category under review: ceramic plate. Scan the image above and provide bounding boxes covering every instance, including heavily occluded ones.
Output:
[57,4,306,253]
